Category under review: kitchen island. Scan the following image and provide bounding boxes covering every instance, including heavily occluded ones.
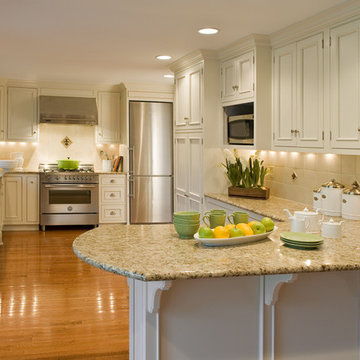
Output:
[73,200,360,360]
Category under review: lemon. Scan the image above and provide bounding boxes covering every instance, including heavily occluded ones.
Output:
[236,223,254,236]
[213,226,230,238]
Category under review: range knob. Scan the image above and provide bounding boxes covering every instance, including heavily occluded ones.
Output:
[55,176,59,181]
[64,176,68,180]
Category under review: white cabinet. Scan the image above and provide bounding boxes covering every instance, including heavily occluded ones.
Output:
[99,174,126,223]
[330,20,360,149]
[273,33,324,149]
[0,87,5,141]
[96,91,121,144]
[3,174,39,227]
[221,51,254,103]
[174,132,203,213]
[7,87,38,142]
[174,64,202,130]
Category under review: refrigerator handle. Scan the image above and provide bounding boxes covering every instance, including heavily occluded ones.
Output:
[129,146,134,175]
[129,176,135,198]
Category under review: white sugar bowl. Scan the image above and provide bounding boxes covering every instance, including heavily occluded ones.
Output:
[319,218,343,238]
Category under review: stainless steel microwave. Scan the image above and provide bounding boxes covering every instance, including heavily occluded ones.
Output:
[228,113,254,145]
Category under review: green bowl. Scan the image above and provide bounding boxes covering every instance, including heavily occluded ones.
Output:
[173,222,200,239]
[173,217,200,224]
[173,211,200,220]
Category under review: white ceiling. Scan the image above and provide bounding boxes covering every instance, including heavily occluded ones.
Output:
[0,0,348,85]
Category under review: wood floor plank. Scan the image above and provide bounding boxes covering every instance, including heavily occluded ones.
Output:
[0,227,129,360]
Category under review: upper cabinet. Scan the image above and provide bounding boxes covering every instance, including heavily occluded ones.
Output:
[96,91,121,144]
[7,87,38,142]
[273,33,324,149]
[330,20,360,149]
[174,63,202,130]
[221,51,254,104]
[219,35,272,150]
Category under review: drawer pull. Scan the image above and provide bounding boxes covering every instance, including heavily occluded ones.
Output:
[110,193,115,197]
[321,194,326,199]
[343,199,347,204]
[110,179,115,183]
[110,211,116,215]
[314,196,318,201]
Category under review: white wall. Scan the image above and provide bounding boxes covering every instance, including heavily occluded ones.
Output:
[0,124,121,170]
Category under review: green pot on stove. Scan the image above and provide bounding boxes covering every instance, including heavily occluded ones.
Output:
[57,158,81,170]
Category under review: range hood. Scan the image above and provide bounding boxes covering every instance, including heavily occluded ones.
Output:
[39,95,98,125]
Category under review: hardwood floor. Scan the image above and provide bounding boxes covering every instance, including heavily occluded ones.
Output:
[0,227,129,360]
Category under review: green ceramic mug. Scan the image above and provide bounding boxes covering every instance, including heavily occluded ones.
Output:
[204,209,226,216]
[227,211,249,225]
[202,213,226,228]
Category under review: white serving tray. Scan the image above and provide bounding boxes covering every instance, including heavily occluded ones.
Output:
[194,226,277,247]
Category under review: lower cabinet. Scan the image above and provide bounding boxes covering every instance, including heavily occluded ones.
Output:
[174,131,203,213]
[99,174,127,223]
[3,174,39,229]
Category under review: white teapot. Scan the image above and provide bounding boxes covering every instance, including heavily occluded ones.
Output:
[284,208,321,233]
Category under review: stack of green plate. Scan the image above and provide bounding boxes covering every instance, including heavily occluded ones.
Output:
[280,232,323,250]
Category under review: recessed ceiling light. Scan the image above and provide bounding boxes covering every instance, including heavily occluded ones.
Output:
[164,74,174,78]
[156,55,172,60]
[198,28,219,35]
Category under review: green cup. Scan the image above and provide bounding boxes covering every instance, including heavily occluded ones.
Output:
[204,209,226,216]
[202,213,226,228]
[227,211,249,225]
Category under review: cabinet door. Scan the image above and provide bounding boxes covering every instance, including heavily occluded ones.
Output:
[96,92,121,144]
[174,134,188,211]
[175,72,189,127]
[330,21,360,149]
[188,134,203,212]
[221,58,237,102]
[236,51,254,100]
[3,176,22,224]
[296,33,324,148]
[24,175,39,224]
[273,44,297,147]
[0,87,5,141]
[188,65,202,128]
[7,87,38,142]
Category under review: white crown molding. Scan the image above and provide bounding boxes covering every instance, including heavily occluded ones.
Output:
[169,49,218,73]
[270,0,360,47]
[219,34,271,61]
[120,82,173,93]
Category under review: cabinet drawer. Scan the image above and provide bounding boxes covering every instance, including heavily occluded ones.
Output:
[100,186,126,203]
[100,175,125,186]
[100,204,126,223]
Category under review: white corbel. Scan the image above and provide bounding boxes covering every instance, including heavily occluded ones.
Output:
[147,280,172,313]
[264,274,298,306]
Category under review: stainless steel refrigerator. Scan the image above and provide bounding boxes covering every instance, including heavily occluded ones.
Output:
[129,101,173,223]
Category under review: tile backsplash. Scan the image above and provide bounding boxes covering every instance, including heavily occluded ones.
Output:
[0,124,124,171]
[229,150,360,206]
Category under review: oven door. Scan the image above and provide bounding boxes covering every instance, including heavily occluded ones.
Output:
[41,184,98,214]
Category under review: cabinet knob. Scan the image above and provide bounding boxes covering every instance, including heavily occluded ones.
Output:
[110,179,115,183]
[0,130,4,133]
[343,199,347,204]
[98,132,102,136]
[110,211,116,215]
[30,181,34,184]
[322,194,326,199]
[184,117,189,120]
[33,131,37,135]
[358,128,360,132]
[110,193,115,197]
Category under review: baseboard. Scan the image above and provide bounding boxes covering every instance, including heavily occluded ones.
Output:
[3,224,40,231]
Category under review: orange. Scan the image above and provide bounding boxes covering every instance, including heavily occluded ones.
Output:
[236,223,254,236]
[248,221,261,227]
[225,223,235,231]
[213,226,230,238]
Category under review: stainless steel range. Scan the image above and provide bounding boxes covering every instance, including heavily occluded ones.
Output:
[39,164,99,231]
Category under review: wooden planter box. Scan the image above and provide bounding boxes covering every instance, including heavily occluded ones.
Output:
[228,186,270,200]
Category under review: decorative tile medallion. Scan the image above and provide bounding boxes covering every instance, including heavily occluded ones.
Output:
[61,136,72,148]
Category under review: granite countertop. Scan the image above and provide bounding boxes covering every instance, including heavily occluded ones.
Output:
[205,193,309,222]
[4,169,39,174]
[95,171,127,175]
[73,194,360,281]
